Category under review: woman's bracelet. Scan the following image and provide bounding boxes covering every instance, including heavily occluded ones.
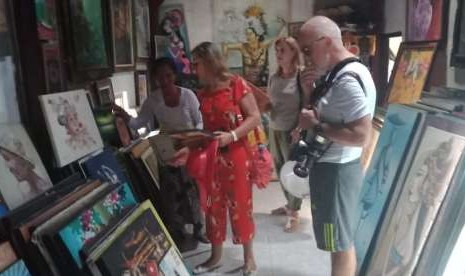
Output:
[230,130,238,142]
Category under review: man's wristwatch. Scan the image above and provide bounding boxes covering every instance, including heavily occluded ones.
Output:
[313,123,324,134]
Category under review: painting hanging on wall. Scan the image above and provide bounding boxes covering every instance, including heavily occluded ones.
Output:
[366,115,465,276]
[451,0,465,67]
[386,41,437,105]
[135,71,148,106]
[213,0,288,87]
[0,124,52,210]
[111,0,134,68]
[39,89,104,167]
[134,0,150,59]
[96,78,115,106]
[42,42,64,92]
[288,21,304,39]
[0,0,12,57]
[407,0,446,41]
[35,0,57,40]
[158,4,191,74]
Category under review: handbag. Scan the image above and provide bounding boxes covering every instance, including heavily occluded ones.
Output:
[230,75,273,189]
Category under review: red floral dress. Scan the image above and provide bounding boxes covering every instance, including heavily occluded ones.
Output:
[197,76,255,245]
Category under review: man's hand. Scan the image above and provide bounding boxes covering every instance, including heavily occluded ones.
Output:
[298,107,319,130]
[300,64,321,94]
[111,103,131,122]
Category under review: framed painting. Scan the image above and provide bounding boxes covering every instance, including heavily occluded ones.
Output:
[366,115,465,276]
[140,147,160,189]
[42,42,64,92]
[135,71,148,106]
[355,105,424,273]
[79,148,129,185]
[0,0,12,57]
[288,21,304,39]
[96,78,115,106]
[213,0,289,87]
[35,0,57,40]
[0,124,52,210]
[64,0,112,81]
[39,89,104,167]
[158,4,191,74]
[407,0,448,41]
[110,0,135,69]
[386,41,437,105]
[451,0,465,68]
[134,0,150,59]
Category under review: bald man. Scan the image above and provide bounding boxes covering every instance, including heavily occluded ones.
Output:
[296,16,376,276]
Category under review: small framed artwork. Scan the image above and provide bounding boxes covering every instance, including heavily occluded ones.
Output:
[135,71,148,106]
[288,21,304,39]
[134,0,150,59]
[451,0,465,68]
[35,0,58,40]
[385,41,438,105]
[407,0,448,42]
[96,78,115,106]
[42,41,65,92]
[110,0,135,69]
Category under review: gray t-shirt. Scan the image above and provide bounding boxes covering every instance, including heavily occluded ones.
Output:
[129,87,203,132]
[267,73,300,131]
[315,62,377,163]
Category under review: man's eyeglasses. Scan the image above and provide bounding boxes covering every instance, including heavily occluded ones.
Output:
[301,37,325,56]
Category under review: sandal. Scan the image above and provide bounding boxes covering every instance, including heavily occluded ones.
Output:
[192,264,221,274]
[271,206,288,216]
[284,213,300,233]
[242,268,257,276]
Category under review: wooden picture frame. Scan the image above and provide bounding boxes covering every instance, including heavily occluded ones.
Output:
[133,0,150,60]
[62,0,113,82]
[385,41,438,105]
[406,0,448,42]
[134,71,148,106]
[110,0,135,69]
[451,0,465,68]
[288,21,304,39]
[96,78,115,106]
[42,41,65,92]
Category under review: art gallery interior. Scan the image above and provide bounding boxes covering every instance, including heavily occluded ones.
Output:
[1,0,465,275]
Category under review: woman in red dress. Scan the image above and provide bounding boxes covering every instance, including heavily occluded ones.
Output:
[172,42,261,275]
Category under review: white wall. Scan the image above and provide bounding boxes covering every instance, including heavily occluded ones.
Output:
[446,0,465,90]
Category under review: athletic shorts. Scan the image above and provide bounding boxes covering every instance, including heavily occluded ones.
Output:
[309,158,362,252]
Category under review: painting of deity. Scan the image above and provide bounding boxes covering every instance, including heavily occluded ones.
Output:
[213,0,288,86]
[0,124,52,210]
[407,0,445,41]
[134,0,150,59]
[58,183,137,268]
[110,0,134,68]
[158,4,191,74]
[386,42,437,105]
[354,105,423,272]
[366,115,465,276]
[39,89,104,167]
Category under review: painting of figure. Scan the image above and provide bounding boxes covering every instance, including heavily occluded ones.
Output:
[111,0,134,67]
[134,0,150,58]
[213,0,288,87]
[39,90,104,167]
[354,105,422,270]
[366,115,465,276]
[0,124,52,210]
[407,0,444,41]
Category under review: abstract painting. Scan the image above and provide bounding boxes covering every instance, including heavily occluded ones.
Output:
[58,183,137,268]
[158,4,191,74]
[80,148,129,185]
[0,124,52,210]
[39,89,104,167]
[42,42,64,92]
[213,0,289,86]
[355,105,423,271]
[35,0,57,40]
[386,42,437,105]
[407,0,445,41]
[366,115,465,276]
[111,0,134,68]
[135,71,148,106]
[134,0,150,59]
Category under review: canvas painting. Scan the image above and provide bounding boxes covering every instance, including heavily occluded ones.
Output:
[213,0,289,87]
[68,0,109,70]
[80,148,129,185]
[35,0,57,40]
[141,147,160,189]
[354,105,422,271]
[0,259,31,276]
[0,124,52,210]
[135,71,148,106]
[407,0,445,41]
[58,183,137,268]
[42,42,64,92]
[366,115,465,276]
[134,0,150,59]
[39,89,104,167]
[386,42,437,105]
[158,4,191,74]
[0,57,20,124]
[96,206,189,276]
[111,0,134,68]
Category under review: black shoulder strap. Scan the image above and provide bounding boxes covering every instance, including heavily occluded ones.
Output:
[334,71,366,96]
[326,57,361,84]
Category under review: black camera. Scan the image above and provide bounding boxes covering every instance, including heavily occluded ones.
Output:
[289,132,331,178]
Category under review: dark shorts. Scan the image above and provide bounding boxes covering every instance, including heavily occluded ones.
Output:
[309,159,362,252]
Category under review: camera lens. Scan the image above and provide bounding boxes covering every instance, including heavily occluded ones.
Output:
[293,164,309,178]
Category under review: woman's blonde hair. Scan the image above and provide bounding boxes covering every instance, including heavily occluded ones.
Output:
[191,42,230,88]
[274,36,304,75]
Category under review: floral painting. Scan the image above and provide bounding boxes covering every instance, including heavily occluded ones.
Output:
[39,89,104,167]
[0,124,52,210]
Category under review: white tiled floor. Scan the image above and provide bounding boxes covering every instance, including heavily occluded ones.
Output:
[182,181,330,276]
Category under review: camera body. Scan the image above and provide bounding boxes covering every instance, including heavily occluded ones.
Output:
[289,133,331,178]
